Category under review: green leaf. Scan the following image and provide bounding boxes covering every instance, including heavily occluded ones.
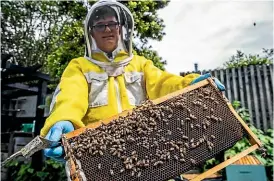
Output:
[27,168,34,174]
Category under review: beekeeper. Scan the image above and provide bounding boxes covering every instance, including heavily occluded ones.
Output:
[41,0,225,161]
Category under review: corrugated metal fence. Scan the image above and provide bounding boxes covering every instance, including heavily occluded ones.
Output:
[180,64,273,131]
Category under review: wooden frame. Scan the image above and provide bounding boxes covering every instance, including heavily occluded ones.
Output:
[63,78,262,181]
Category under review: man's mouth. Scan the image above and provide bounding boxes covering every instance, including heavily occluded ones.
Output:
[102,35,114,39]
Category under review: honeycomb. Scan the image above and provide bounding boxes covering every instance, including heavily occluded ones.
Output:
[62,81,245,181]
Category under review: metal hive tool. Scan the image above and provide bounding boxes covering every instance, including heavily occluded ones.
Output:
[62,78,262,181]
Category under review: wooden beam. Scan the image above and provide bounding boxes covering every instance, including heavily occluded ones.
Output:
[2,62,50,81]
[4,83,38,92]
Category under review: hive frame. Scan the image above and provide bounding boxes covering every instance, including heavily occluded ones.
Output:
[62,78,262,181]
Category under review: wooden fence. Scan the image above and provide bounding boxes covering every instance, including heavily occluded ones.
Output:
[180,64,273,131]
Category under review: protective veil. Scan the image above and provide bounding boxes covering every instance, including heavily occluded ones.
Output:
[84,0,134,76]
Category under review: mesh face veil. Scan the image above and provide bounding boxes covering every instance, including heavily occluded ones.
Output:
[84,0,134,64]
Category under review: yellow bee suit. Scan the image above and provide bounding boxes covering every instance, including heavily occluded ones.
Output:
[40,53,199,137]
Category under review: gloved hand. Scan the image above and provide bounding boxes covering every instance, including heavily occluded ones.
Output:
[44,121,74,162]
[191,73,225,91]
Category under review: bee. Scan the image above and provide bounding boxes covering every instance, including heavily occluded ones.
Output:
[190,159,196,165]
[190,123,194,129]
[174,144,180,150]
[199,138,205,143]
[98,163,101,170]
[180,158,186,163]
[211,135,216,139]
[203,125,207,130]
[180,120,184,126]
[182,136,188,140]
[120,168,125,173]
[110,169,114,176]
[93,150,98,155]
[204,91,210,96]
[195,124,201,128]
[184,143,189,148]
[186,108,191,113]
[198,94,204,98]
[203,105,208,111]
[166,130,172,135]
[185,118,191,121]
[95,150,103,156]
[174,155,179,160]
[168,114,173,118]
[153,161,164,167]
[112,163,117,168]
[190,138,194,143]
[182,147,187,154]
[137,171,142,178]
[189,114,196,119]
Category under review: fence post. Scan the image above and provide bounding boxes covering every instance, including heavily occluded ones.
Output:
[244,66,253,125]
[250,65,261,129]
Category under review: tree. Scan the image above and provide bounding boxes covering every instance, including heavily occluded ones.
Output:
[223,48,273,68]
[1,0,169,85]
[1,1,85,67]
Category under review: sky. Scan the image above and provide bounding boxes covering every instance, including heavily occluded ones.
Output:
[149,0,273,75]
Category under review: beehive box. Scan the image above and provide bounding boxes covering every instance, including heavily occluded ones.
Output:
[62,78,261,181]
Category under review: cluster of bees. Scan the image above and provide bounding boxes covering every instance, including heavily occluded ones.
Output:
[66,86,224,178]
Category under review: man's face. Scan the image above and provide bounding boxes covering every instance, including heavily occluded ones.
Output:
[91,16,120,53]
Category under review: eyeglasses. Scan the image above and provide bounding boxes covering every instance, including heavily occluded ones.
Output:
[92,22,119,32]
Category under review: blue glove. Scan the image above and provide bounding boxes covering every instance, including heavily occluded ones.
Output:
[191,73,225,91]
[44,121,74,162]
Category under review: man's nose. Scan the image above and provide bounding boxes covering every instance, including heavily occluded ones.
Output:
[105,25,111,32]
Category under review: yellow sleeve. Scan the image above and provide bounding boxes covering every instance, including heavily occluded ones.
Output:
[40,59,88,137]
[143,59,200,100]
